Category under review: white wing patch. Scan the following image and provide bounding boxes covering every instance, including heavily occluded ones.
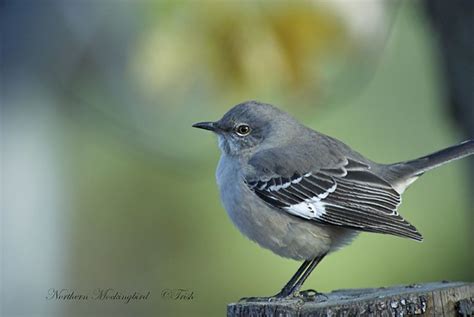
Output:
[283,180,337,219]
[285,200,326,219]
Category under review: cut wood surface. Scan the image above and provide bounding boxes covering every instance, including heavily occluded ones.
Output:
[227,281,474,317]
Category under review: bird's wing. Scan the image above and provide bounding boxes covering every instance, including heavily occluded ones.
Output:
[246,155,422,241]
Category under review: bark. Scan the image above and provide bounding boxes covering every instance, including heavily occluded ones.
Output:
[227,281,474,316]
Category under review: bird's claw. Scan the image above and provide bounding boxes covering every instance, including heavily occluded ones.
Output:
[297,289,328,302]
[238,296,273,303]
[239,293,301,303]
[238,289,327,303]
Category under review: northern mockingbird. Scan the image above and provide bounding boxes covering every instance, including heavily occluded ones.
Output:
[193,100,474,299]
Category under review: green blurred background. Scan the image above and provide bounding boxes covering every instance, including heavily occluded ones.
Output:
[2,1,472,317]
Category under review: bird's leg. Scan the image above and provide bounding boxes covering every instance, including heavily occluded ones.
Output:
[240,260,311,302]
[239,260,311,302]
[273,260,311,298]
[288,253,327,296]
[274,253,327,299]
[239,254,327,302]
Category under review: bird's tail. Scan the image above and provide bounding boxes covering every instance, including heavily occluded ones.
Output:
[402,140,474,175]
[386,140,474,192]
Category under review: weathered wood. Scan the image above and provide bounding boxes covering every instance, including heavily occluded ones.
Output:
[227,281,474,317]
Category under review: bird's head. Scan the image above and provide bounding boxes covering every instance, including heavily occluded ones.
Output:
[193,101,300,156]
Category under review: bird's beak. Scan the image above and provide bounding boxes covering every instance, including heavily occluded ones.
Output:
[192,121,217,132]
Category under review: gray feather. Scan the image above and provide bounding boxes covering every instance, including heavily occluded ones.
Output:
[382,140,474,192]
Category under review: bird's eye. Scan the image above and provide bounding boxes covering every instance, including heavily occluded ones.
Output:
[235,124,251,136]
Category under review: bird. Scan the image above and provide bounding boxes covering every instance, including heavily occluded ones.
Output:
[192,100,474,300]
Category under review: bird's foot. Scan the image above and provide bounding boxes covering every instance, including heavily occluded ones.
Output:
[296,289,328,302]
[270,288,295,301]
[238,288,327,303]
[238,296,273,303]
[239,292,301,303]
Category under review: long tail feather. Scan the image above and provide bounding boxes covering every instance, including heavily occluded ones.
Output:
[385,140,474,193]
[404,140,474,176]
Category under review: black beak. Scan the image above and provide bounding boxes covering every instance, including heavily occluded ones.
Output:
[192,121,217,132]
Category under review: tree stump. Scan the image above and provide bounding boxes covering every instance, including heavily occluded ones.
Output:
[227,281,474,317]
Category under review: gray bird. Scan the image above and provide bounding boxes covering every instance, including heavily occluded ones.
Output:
[192,100,474,299]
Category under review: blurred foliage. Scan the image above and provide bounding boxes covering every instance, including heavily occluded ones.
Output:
[132,1,348,96]
[2,1,472,317]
